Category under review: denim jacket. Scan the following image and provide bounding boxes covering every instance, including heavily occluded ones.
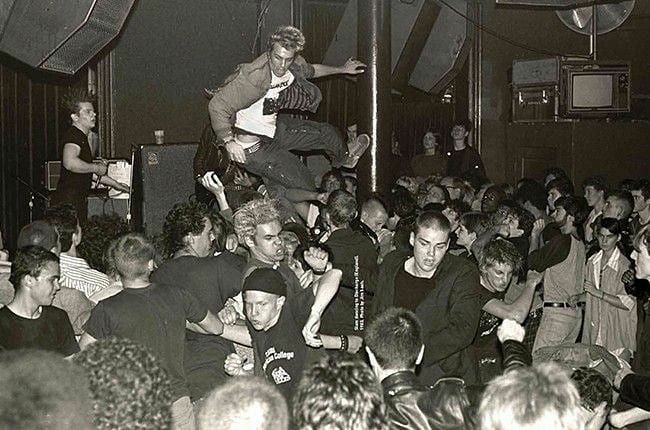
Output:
[207,51,322,142]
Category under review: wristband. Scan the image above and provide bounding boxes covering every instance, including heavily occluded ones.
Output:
[313,267,326,276]
[339,335,348,351]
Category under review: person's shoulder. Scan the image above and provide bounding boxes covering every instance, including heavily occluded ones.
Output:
[381,250,410,269]
[238,53,271,83]
[43,305,70,319]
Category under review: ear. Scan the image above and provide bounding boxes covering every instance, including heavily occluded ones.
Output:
[276,295,286,309]
[226,234,238,252]
[72,227,82,247]
[409,232,415,247]
[416,344,425,366]
[147,259,155,272]
[244,235,255,250]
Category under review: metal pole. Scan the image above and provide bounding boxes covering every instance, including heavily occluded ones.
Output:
[590,4,598,61]
[356,0,392,194]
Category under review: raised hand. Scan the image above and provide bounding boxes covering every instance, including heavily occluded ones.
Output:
[303,246,329,273]
[341,58,366,75]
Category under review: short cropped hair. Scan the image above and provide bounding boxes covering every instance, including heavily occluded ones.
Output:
[606,190,634,219]
[454,118,473,132]
[74,337,172,430]
[365,307,423,370]
[62,87,96,116]
[162,200,209,256]
[9,246,59,290]
[327,190,357,227]
[480,237,523,274]
[555,196,588,227]
[0,349,94,430]
[16,220,59,251]
[594,217,623,237]
[198,377,288,430]
[293,352,388,430]
[583,175,608,193]
[44,204,79,253]
[413,210,451,236]
[546,177,575,197]
[570,367,612,411]
[632,179,650,201]
[478,362,582,430]
[268,25,305,52]
[459,212,491,236]
[112,233,156,280]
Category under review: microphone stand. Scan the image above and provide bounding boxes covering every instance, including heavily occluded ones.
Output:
[14,176,50,223]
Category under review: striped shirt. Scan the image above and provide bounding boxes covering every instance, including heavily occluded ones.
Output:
[59,253,110,298]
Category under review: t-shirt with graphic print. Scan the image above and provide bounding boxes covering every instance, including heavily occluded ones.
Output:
[235,70,295,138]
[246,286,314,404]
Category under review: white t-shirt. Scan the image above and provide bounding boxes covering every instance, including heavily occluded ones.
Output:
[235,70,295,138]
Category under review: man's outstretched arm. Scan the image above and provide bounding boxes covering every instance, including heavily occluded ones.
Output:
[311,58,366,78]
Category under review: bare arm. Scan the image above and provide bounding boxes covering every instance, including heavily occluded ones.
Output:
[302,269,343,347]
[311,58,366,78]
[483,272,541,324]
[62,143,106,175]
[97,175,130,192]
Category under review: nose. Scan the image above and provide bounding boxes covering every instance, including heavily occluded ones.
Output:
[632,251,638,262]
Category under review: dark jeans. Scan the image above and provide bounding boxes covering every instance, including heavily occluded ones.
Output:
[244,116,346,192]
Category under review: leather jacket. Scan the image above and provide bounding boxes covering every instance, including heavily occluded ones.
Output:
[382,371,433,430]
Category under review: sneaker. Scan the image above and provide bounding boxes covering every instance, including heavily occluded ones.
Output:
[342,134,371,168]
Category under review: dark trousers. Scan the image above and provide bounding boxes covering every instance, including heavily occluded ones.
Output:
[244,116,346,192]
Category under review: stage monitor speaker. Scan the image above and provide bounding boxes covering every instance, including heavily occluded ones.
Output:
[322,0,471,94]
[132,143,199,236]
[0,0,136,74]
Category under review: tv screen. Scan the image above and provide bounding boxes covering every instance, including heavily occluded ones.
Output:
[572,74,613,108]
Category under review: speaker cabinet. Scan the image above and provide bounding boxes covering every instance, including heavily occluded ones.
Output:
[0,0,136,74]
[323,0,471,94]
[132,143,199,236]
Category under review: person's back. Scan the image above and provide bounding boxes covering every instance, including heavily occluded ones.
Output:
[365,308,434,430]
[152,253,243,399]
[322,190,378,335]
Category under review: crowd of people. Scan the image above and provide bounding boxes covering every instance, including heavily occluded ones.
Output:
[1,24,650,430]
[2,145,650,429]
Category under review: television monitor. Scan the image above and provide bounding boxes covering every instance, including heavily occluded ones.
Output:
[561,63,630,117]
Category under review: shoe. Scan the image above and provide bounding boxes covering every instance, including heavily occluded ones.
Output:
[341,134,371,168]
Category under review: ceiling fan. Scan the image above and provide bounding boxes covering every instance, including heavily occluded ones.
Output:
[496,0,635,59]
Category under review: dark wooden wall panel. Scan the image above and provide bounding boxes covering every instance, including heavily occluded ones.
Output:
[0,55,83,252]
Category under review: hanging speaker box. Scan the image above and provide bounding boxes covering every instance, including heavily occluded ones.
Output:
[0,0,136,74]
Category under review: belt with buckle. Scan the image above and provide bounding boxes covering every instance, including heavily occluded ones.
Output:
[543,302,571,308]
[242,141,262,155]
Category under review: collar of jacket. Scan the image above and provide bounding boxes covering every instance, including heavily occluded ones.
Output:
[382,370,425,397]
